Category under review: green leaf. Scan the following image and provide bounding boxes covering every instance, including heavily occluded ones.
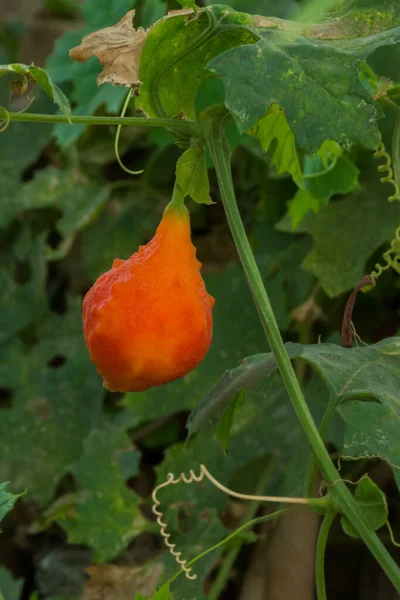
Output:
[1,166,111,234]
[209,0,400,151]
[0,568,23,600]
[188,337,400,443]
[289,189,320,229]
[176,146,212,204]
[248,103,301,180]
[302,156,359,205]
[0,63,71,117]
[337,401,400,490]
[288,155,359,228]
[209,33,381,153]
[0,93,54,228]
[277,171,400,296]
[59,427,143,563]
[0,233,47,345]
[46,0,132,145]
[215,390,246,454]
[0,298,105,504]
[0,482,20,522]
[137,6,257,119]
[341,477,388,538]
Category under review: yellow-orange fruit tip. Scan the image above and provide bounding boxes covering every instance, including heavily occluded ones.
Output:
[82,199,214,392]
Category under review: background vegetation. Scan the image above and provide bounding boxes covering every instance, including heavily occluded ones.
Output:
[0,0,399,599]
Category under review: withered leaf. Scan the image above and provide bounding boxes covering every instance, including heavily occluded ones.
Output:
[69,10,147,88]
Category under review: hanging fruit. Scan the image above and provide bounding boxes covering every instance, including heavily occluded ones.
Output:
[83,199,214,392]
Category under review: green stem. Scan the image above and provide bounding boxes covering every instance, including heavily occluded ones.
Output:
[304,398,337,498]
[207,112,400,592]
[4,111,198,136]
[167,507,292,587]
[208,467,272,600]
[316,510,336,600]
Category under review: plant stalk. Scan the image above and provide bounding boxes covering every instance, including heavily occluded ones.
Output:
[315,510,336,600]
[207,114,400,592]
[304,399,337,498]
[3,111,198,135]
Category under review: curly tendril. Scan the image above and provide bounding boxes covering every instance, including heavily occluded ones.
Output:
[364,133,400,289]
[373,139,400,202]
[368,226,400,286]
[0,106,10,133]
[152,464,311,580]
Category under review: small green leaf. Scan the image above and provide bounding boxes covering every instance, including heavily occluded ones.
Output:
[249,104,301,180]
[0,482,21,522]
[302,156,359,205]
[176,146,212,205]
[341,477,388,538]
[289,189,319,229]
[215,390,246,454]
[0,63,71,117]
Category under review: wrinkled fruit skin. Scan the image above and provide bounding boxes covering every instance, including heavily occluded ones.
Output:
[83,202,214,392]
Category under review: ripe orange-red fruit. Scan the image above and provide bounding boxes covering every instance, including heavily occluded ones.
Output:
[83,201,214,392]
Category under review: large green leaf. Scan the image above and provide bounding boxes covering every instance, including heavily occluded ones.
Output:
[0,299,104,504]
[209,33,381,152]
[338,401,400,490]
[188,337,400,442]
[277,171,400,296]
[209,0,400,152]
[137,6,258,119]
[59,427,143,563]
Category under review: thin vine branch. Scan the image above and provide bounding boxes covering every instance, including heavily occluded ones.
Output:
[316,510,337,600]
[2,110,199,135]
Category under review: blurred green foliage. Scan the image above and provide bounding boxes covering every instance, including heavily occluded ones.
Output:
[0,1,400,599]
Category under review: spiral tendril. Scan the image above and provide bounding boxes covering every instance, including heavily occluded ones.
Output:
[373,140,400,202]
[152,464,311,580]
[152,468,206,580]
[368,225,400,286]
[365,136,400,289]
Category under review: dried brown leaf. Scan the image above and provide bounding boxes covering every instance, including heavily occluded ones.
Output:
[69,10,147,88]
